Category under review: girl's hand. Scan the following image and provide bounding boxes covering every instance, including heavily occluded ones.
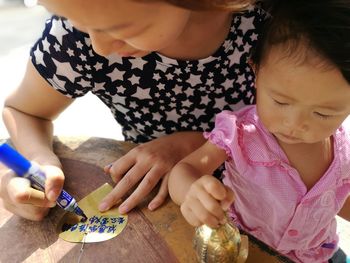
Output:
[180,175,234,228]
[0,164,64,221]
[99,132,206,214]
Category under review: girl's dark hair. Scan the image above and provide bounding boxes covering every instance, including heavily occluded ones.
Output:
[252,0,350,83]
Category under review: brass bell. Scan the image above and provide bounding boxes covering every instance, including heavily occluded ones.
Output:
[193,221,246,263]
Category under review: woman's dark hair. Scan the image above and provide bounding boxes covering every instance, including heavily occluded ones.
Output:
[138,0,255,11]
[252,0,350,83]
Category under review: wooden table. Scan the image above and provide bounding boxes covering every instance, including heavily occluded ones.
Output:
[0,136,291,263]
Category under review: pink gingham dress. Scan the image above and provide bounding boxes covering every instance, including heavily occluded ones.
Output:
[204,105,350,263]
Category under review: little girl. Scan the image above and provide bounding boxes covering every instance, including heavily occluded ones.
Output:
[169,1,350,262]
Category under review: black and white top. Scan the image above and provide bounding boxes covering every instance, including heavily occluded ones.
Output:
[31,7,265,143]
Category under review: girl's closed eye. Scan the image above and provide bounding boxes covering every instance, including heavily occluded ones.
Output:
[273,98,289,106]
[313,112,333,119]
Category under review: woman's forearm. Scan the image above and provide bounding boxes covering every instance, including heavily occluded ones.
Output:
[2,106,61,166]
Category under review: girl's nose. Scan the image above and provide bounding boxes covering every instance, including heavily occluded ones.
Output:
[283,112,308,132]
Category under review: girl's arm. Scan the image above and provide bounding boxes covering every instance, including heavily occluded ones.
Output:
[168,140,234,227]
[168,140,228,205]
[338,195,350,221]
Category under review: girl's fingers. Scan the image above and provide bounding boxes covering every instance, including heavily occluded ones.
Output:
[202,177,227,201]
[180,204,202,227]
[185,195,221,228]
[195,185,226,223]
[220,186,235,210]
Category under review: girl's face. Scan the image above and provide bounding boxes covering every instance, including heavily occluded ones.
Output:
[256,45,350,145]
[39,0,191,57]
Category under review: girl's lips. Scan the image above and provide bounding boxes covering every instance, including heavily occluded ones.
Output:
[276,132,301,142]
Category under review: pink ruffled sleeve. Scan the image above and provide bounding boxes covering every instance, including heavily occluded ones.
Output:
[204,110,239,159]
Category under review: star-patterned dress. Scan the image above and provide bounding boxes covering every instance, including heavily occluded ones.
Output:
[30,7,265,143]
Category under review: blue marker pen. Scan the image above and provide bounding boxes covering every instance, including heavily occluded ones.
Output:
[0,143,87,221]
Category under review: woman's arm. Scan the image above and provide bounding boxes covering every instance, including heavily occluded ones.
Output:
[1,61,73,220]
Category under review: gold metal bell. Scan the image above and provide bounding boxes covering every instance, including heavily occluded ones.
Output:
[193,222,242,263]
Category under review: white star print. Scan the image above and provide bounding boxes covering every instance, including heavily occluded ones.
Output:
[50,18,68,44]
[78,78,91,87]
[115,104,129,114]
[80,54,87,62]
[107,68,125,82]
[85,37,91,46]
[222,78,235,89]
[63,20,73,32]
[67,48,74,57]
[107,54,123,66]
[214,97,227,108]
[130,58,147,70]
[94,62,103,71]
[200,94,210,105]
[75,90,85,96]
[42,38,50,53]
[192,108,206,118]
[182,100,192,108]
[166,108,181,122]
[228,48,242,67]
[129,74,140,85]
[76,65,83,71]
[200,122,210,130]
[236,36,243,47]
[158,83,165,90]
[153,113,162,121]
[136,86,152,100]
[94,82,106,92]
[166,73,173,80]
[190,74,202,86]
[134,112,142,119]
[243,43,251,54]
[154,73,161,81]
[207,79,214,86]
[52,58,81,82]
[34,46,45,67]
[118,86,126,94]
[237,74,245,84]
[250,33,258,41]
[112,95,126,105]
[48,75,66,91]
[174,68,181,76]
[239,16,255,35]
[53,43,60,52]
[76,41,83,50]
